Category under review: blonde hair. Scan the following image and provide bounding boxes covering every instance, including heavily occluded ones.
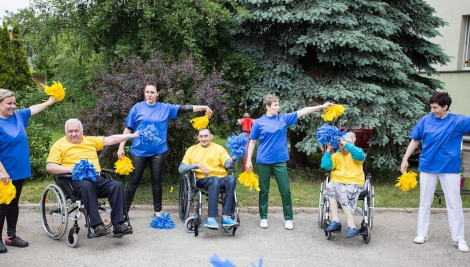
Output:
[343,132,356,145]
[262,94,280,110]
[0,89,15,103]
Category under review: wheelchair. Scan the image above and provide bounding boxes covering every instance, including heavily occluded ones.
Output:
[178,169,240,237]
[317,160,374,243]
[40,169,126,248]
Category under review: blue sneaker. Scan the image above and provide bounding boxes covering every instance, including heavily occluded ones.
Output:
[326,221,342,232]
[221,217,238,227]
[346,227,359,238]
[204,218,219,230]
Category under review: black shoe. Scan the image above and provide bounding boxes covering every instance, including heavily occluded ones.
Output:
[0,241,7,253]
[93,224,107,236]
[5,236,28,248]
[113,223,133,237]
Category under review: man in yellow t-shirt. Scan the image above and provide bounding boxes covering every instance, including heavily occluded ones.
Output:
[46,119,138,237]
[179,128,238,230]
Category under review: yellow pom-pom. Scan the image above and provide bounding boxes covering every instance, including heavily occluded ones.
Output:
[114,156,134,175]
[0,181,17,204]
[43,81,66,101]
[396,171,418,192]
[321,104,345,122]
[238,171,260,192]
[190,115,210,130]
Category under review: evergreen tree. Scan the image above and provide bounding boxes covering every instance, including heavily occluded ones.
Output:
[0,22,15,88]
[10,27,35,90]
[232,0,450,169]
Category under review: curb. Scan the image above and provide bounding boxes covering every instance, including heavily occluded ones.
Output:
[20,204,470,214]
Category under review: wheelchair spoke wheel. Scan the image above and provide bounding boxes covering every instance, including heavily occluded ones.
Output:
[41,184,68,240]
[98,198,112,229]
[178,175,191,221]
[318,182,325,228]
[368,186,374,230]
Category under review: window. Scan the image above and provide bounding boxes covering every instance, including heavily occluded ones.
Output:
[463,17,470,69]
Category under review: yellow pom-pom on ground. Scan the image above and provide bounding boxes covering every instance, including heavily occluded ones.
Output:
[0,181,17,204]
[321,104,345,122]
[238,171,260,192]
[114,156,135,175]
[396,171,418,192]
[43,81,66,101]
[190,115,210,130]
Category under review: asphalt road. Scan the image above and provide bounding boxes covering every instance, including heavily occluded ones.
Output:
[1,205,469,266]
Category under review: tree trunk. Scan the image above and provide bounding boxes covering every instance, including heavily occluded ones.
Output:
[289,131,307,168]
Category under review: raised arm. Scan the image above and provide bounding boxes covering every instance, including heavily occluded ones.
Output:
[192,105,212,114]
[104,131,139,146]
[29,96,56,116]
[401,139,420,174]
[296,102,334,118]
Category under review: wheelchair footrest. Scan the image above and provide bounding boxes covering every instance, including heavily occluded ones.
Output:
[87,231,110,239]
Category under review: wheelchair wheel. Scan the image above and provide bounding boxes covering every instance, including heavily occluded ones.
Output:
[178,174,191,221]
[41,184,68,240]
[323,219,331,240]
[317,182,325,228]
[184,216,196,233]
[98,198,112,229]
[362,226,371,244]
[67,228,79,248]
[368,186,374,230]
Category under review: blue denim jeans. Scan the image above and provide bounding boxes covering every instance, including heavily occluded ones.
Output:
[196,175,236,218]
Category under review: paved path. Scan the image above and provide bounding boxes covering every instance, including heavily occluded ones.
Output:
[1,206,469,266]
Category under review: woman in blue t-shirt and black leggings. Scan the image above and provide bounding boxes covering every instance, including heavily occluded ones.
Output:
[0,88,56,253]
[246,94,333,230]
[117,82,211,217]
[401,92,470,252]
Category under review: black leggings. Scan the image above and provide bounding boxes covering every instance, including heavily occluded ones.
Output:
[0,179,25,238]
[125,152,168,212]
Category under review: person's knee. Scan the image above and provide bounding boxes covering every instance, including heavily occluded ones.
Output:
[226,175,236,186]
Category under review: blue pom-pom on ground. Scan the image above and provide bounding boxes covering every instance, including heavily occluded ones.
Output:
[150,212,176,230]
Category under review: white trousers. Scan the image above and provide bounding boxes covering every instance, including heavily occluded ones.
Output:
[418,172,465,242]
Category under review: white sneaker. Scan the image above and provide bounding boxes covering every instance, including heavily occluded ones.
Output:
[285,220,294,230]
[260,219,268,228]
[456,240,469,252]
[413,236,428,244]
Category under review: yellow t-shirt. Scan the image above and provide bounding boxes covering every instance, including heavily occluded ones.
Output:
[181,142,231,179]
[47,136,105,172]
[330,152,365,186]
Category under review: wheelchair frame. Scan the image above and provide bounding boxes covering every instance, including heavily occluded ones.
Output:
[178,170,240,237]
[40,169,124,248]
[317,166,374,243]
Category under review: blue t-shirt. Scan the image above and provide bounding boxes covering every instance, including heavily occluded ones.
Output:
[249,112,298,164]
[0,109,32,180]
[410,113,470,173]
[125,101,180,157]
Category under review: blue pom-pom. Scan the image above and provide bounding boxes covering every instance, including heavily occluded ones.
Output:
[140,124,162,145]
[209,254,237,267]
[226,133,249,160]
[72,159,97,182]
[150,212,175,230]
[316,124,345,148]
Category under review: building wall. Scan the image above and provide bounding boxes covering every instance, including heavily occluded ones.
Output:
[423,0,470,116]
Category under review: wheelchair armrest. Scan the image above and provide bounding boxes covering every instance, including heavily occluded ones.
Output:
[101,168,114,174]
[54,173,72,180]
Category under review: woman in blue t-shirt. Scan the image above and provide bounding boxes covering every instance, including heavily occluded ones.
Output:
[0,88,56,253]
[401,92,470,252]
[117,82,211,217]
[246,94,333,230]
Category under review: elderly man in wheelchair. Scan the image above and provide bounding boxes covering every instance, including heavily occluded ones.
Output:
[45,119,137,241]
[178,128,238,232]
[320,132,368,239]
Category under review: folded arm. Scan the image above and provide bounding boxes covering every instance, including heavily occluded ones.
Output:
[46,162,74,175]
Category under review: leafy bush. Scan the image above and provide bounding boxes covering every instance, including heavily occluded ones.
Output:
[80,53,230,182]
[26,121,53,180]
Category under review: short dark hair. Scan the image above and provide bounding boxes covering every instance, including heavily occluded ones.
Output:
[144,81,160,92]
[429,92,451,109]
